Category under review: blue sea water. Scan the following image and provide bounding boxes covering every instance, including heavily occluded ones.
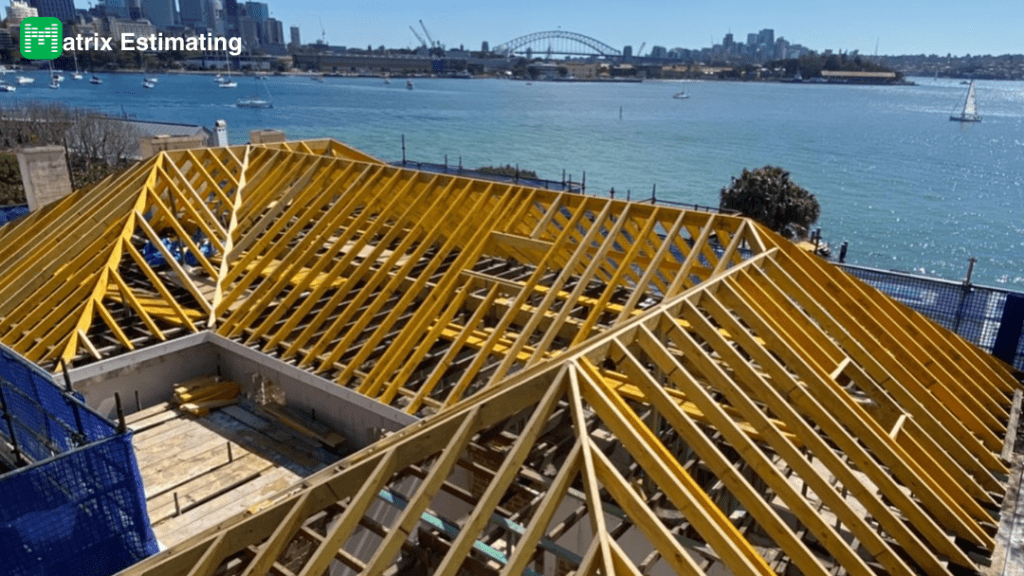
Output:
[5,72,1023,289]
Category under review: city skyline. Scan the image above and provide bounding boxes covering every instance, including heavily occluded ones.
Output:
[62,0,1022,57]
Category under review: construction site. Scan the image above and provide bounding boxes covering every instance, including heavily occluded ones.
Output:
[0,135,1022,576]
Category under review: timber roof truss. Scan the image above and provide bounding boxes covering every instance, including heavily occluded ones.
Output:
[0,140,1019,576]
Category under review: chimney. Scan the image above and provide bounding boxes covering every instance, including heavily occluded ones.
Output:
[214,120,229,147]
[17,146,73,212]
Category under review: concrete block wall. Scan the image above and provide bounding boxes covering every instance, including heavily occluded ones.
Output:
[250,129,287,144]
[138,134,207,158]
[16,146,72,212]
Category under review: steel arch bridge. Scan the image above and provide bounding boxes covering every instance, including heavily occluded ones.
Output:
[493,30,622,58]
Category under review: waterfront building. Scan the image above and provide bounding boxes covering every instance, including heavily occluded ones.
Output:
[5,0,37,25]
[26,0,73,21]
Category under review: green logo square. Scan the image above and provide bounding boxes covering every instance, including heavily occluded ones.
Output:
[20,17,63,60]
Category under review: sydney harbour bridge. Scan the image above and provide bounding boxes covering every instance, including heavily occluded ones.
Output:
[492,31,622,59]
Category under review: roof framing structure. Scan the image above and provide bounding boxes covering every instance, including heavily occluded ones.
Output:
[0,140,1019,576]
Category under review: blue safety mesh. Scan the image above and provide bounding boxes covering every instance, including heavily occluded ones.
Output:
[840,264,1024,370]
[0,346,113,460]
[0,205,29,227]
[0,345,158,576]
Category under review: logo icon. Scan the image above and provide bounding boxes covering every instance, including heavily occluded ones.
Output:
[20,17,63,60]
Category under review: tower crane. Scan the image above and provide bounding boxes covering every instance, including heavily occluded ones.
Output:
[636,42,645,57]
[409,26,428,49]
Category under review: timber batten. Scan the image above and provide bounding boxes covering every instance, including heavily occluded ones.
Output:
[0,140,1019,576]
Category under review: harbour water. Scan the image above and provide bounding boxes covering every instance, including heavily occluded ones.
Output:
[5,72,1023,289]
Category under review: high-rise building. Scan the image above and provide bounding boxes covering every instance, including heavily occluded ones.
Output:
[723,32,734,54]
[241,1,267,43]
[140,0,175,28]
[622,45,632,58]
[178,0,205,28]
[243,1,267,23]
[650,45,667,59]
[758,29,774,48]
[222,0,237,33]
[6,0,38,25]
[27,0,75,21]
[481,40,488,53]
[264,16,283,45]
[289,25,300,48]
[237,14,259,47]
[102,0,129,18]
[206,0,224,34]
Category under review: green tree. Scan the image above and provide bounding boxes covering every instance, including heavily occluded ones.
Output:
[719,166,820,237]
[0,153,23,205]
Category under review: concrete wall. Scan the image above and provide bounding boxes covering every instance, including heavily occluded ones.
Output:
[67,332,416,451]
[16,146,72,212]
[250,129,286,144]
[138,134,207,158]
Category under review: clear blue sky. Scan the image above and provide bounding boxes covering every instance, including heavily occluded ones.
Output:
[82,0,1022,56]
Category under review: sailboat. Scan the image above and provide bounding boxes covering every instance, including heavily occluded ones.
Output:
[218,55,237,88]
[48,61,60,89]
[237,77,273,108]
[0,67,15,92]
[71,50,83,80]
[950,80,981,122]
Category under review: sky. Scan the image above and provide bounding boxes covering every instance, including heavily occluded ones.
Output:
[79,0,1021,57]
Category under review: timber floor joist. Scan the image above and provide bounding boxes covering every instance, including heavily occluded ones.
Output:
[0,140,1019,576]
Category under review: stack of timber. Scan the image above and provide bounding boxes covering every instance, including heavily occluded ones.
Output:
[173,376,240,416]
[259,403,346,449]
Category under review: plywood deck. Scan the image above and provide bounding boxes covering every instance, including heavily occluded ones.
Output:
[128,401,342,548]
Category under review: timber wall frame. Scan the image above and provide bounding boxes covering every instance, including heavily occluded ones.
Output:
[0,139,1019,576]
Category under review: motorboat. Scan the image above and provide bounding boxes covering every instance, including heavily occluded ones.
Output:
[142,78,156,89]
[673,90,689,99]
[406,79,414,90]
[90,74,103,84]
[237,96,272,108]
[16,75,34,85]
[237,76,273,108]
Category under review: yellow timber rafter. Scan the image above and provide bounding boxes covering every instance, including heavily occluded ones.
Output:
[0,139,1018,576]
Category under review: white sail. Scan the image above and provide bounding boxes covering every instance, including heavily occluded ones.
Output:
[963,81,978,117]
[950,79,981,122]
